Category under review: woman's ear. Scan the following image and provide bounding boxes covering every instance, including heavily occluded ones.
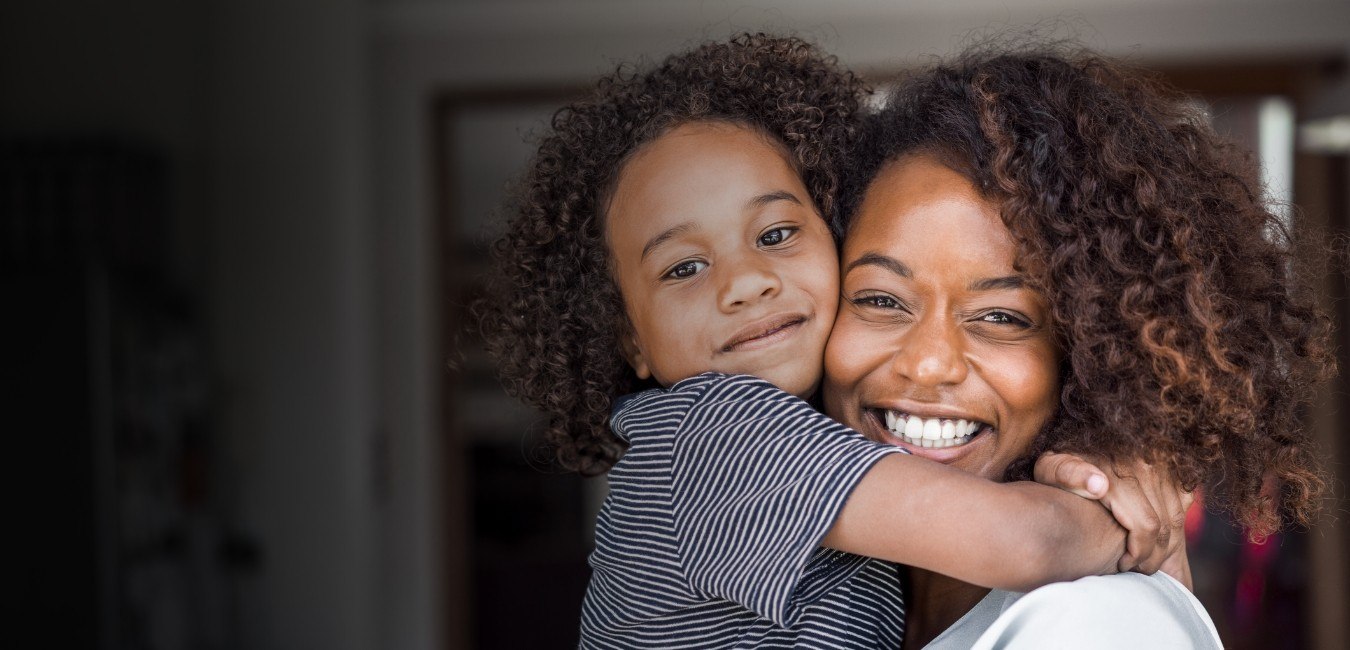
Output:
[620,333,652,380]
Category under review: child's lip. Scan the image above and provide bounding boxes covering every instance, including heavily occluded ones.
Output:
[720,313,808,352]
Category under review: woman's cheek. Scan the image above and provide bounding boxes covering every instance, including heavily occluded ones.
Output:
[984,345,1059,422]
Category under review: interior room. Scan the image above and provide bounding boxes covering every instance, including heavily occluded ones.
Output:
[4,1,1348,648]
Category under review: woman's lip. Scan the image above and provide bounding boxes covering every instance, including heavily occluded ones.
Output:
[868,401,986,424]
[861,409,989,463]
[720,313,808,352]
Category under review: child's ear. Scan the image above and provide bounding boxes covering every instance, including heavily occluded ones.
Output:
[620,333,652,380]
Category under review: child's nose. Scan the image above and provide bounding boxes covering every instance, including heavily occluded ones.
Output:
[717,258,782,312]
[889,317,968,387]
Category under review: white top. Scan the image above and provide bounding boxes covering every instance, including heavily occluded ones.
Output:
[925,571,1222,649]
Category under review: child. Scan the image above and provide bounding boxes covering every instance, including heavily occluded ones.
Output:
[476,34,1179,648]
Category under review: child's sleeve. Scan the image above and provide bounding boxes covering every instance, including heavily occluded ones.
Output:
[668,375,904,627]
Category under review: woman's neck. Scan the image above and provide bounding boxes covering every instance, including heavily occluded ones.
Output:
[901,567,994,650]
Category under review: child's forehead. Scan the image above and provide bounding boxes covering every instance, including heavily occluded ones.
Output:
[629,120,795,168]
[617,122,801,194]
[662,119,789,147]
[606,123,817,232]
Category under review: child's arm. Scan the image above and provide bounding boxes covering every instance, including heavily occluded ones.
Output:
[821,453,1126,593]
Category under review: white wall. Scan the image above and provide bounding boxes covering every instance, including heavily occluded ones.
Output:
[211,1,376,649]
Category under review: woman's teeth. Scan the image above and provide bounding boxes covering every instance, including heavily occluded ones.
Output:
[882,411,983,448]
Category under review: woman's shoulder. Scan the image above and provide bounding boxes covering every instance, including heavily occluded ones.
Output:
[969,572,1222,649]
[1019,571,1193,608]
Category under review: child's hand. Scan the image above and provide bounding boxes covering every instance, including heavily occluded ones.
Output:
[1033,452,1193,585]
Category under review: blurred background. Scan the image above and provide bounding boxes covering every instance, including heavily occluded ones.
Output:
[3,1,1348,649]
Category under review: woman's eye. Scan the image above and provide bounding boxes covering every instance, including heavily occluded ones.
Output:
[665,260,707,279]
[757,227,797,247]
[979,310,1030,327]
[853,294,901,309]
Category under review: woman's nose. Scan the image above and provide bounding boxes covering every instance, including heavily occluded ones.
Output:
[890,318,967,387]
[717,256,782,312]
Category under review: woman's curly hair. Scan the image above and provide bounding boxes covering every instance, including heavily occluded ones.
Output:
[474,33,868,476]
[838,45,1336,536]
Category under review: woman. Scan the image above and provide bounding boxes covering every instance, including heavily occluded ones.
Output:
[822,47,1334,647]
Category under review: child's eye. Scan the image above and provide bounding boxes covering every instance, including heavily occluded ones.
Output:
[757,227,797,247]
[665,260,708,280]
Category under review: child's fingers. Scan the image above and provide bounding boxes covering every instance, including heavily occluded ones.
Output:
[1096,469,1166,574]
[1159,512,1195,590]
[1131,461,1189,576]
[1152,470,1192,580]
[1033,452,1109,499]
[1112,483,1166,570]
[1121,462,1173,575]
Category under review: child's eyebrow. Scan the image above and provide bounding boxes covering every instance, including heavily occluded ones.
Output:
[641,222,695,261]
[747,190,803,210]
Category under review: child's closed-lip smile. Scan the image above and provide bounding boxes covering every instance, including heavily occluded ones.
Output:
[720,312,810,353]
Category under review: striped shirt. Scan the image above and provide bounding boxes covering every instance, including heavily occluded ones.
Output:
[579,373,908,649]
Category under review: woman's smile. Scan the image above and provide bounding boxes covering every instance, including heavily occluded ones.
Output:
[877,409,987,447]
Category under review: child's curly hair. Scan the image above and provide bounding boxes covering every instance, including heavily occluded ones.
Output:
[474,33,868,475]
[839,45,1336,536]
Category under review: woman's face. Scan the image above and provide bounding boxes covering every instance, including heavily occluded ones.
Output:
[822,155,1060,481]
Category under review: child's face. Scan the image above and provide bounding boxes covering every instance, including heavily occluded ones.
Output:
[606,121,839,398]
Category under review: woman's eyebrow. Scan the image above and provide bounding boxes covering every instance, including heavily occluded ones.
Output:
[968,275,1024,291]
[844,252,911,278]
[746,190,802,210]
